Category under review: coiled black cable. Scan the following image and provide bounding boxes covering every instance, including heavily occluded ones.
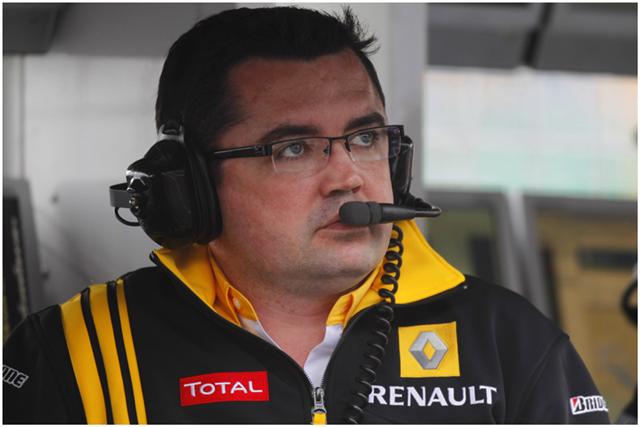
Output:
[343,224,403,424]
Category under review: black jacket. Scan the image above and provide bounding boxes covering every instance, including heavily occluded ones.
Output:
[3,221,609,423]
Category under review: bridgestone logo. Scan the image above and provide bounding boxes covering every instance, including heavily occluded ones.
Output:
[3,365,29,389]
[569,395,607,415]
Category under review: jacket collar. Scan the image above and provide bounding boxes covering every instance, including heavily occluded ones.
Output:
[152,220,465,318]
[392,220,465,304]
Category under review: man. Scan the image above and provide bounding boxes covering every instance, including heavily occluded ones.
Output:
[4,7,608,424]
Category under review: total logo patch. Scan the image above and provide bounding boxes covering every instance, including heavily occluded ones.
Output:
[180,371,269,406]
[569,395,608,415]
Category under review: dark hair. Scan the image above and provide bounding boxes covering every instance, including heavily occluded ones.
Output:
[155,6,385,152]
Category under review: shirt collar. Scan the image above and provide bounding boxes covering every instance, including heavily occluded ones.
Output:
[206,247,382,328]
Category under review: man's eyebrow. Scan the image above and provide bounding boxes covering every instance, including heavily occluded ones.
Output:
[257,124,320,145]
[256,112,386,145]
[345,112,386,131]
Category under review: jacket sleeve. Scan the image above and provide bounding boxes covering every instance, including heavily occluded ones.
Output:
[3,306,86,423]
[515,334,610,423]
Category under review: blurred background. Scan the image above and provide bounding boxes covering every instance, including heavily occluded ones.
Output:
[3,2,637,421]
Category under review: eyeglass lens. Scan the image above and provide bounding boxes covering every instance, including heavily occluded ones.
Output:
[270,126,401,174]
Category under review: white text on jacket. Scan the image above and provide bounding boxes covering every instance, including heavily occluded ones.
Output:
[368,385,498,407]
[3,365,29,389]
[183,380,264,397]
[569,395,607,415]
[179,371,270,406]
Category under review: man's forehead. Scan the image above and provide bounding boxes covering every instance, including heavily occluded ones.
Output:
[227,49,379,103]
[222,49,385,139]
[230,48,364,78]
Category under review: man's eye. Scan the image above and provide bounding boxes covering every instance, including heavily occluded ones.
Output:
[275,141,306,159]
[351,130,379,147]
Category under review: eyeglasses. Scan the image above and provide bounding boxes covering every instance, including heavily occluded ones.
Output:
[210,125,404,176]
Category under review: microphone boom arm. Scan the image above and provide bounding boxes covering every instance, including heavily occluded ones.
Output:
[339,196,441,226]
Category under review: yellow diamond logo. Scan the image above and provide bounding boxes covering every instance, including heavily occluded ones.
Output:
[423,341,436,360]
[410,331,447,369]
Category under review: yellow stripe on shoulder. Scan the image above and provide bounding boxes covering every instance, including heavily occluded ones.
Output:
[60,282,147,424]
[89,283,130,423]
[115,278,147,423]
[60,292,106,423]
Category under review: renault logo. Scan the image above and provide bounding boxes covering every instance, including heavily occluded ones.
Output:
[399,322,459,377]
[409,331,448,370]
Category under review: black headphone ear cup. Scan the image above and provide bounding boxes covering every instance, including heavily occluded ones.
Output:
[128,139,198,248]
[184,141,222,243]
[391,136,414,205]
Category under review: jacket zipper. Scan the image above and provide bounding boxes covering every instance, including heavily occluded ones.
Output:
[311,387,327,424]
[305,306,373,424]
[312,306,372,423]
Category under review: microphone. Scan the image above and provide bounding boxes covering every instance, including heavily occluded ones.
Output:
[339,200,441,226]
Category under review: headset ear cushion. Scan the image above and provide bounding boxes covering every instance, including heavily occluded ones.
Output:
[128,139,198,248]
[184,141,222,243]
[143,138,189,172]
[391,136,414,205]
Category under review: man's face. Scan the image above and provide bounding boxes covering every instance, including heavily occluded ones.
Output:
[209,49,393,298]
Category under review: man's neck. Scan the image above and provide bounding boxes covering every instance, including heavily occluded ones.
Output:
[209,245,367,367]
[244,289,336,366]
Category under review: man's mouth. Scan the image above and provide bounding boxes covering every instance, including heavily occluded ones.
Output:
[320,214,367,231]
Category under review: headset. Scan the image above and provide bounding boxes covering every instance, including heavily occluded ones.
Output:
[109,122,438,248]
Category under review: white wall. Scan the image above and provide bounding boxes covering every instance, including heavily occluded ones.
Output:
[4,53,165,308]
[23,55,163,308]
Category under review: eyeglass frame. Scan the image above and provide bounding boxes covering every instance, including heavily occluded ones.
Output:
[209,124,405,172]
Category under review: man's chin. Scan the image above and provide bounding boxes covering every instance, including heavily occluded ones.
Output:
[315,242,385,275]
[309,224,389,274]
[307,259,379,286]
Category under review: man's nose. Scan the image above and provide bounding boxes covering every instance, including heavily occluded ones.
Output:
[318,140,364,197]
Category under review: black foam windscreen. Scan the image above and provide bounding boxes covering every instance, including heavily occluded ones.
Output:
[339,201,382,226]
